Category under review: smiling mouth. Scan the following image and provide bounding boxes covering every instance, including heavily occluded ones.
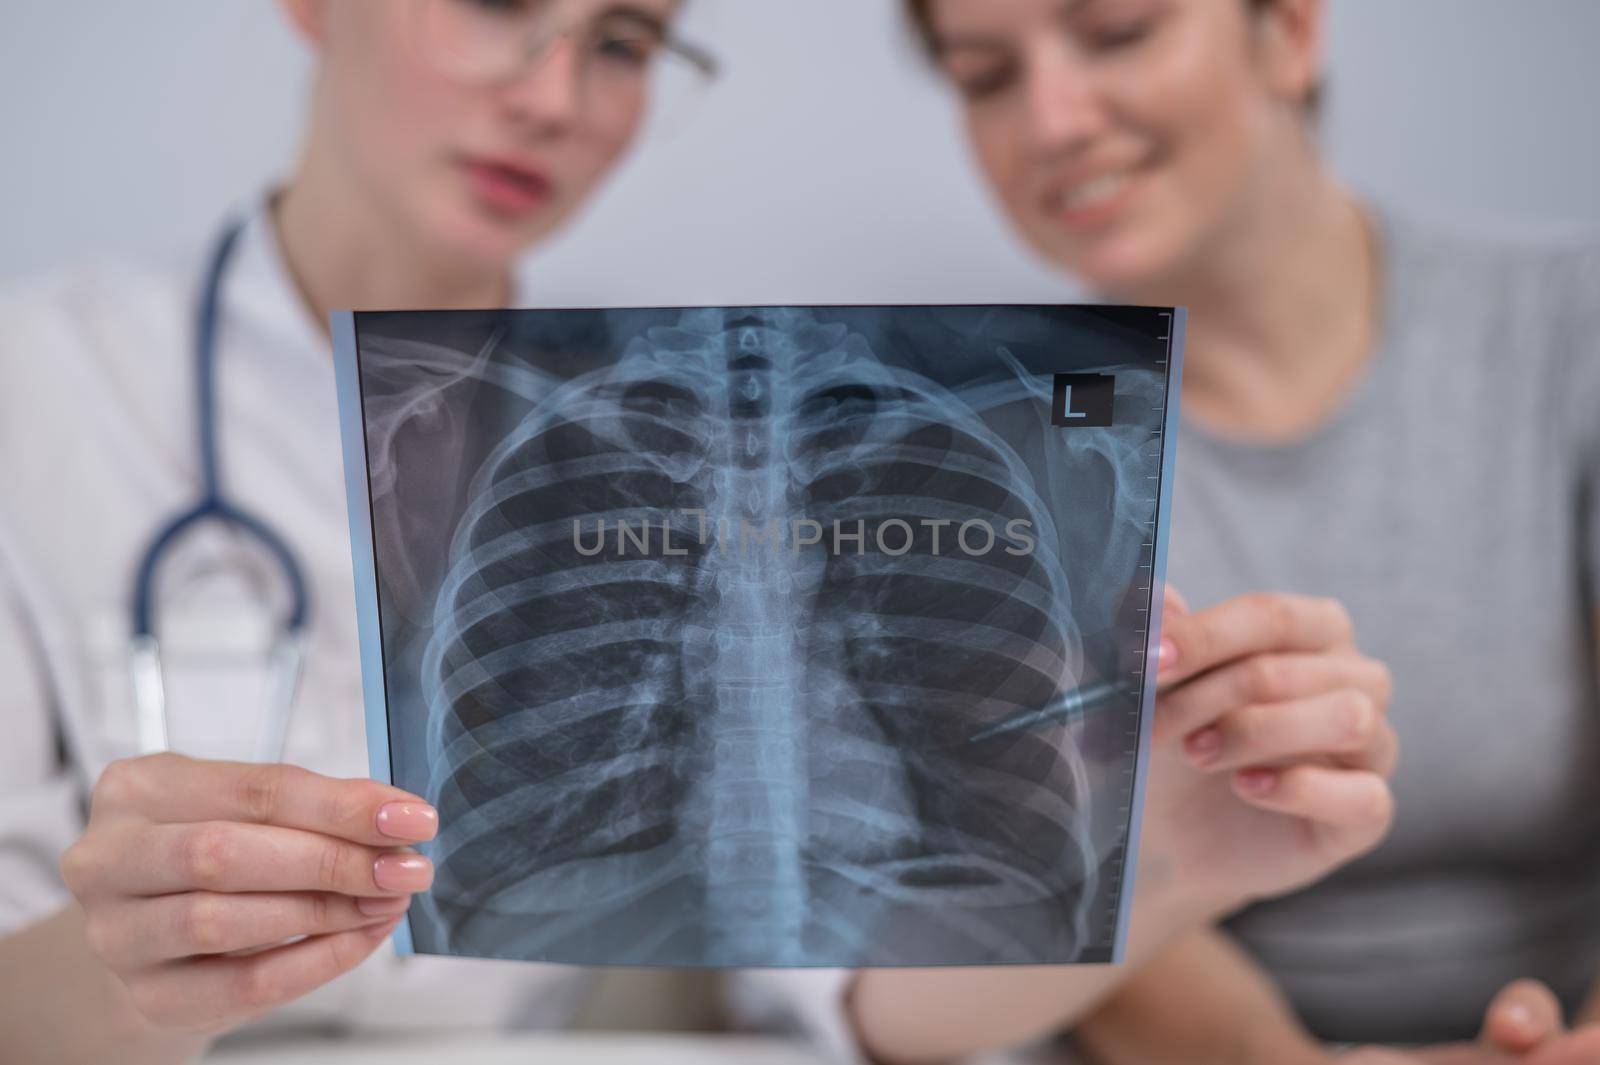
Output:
[1060,171,1133,211]
[1043,160,1150,222]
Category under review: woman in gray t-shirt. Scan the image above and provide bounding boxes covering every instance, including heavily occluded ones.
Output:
[852,0,1600,1061]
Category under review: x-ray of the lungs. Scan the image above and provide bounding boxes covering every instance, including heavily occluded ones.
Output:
[334,304,1183,968]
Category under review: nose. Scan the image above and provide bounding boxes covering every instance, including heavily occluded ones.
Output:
[497,34,585,136]
[1022,47,1109,158]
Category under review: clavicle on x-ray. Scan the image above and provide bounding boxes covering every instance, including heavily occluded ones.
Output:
[334,304,1183,968]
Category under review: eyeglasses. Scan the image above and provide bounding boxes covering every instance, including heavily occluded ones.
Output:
[408,0,720,127]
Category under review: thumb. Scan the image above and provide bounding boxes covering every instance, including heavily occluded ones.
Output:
[1158,585,1196,674]
[1481,979,1564,1053]
[1156,586,1190,679]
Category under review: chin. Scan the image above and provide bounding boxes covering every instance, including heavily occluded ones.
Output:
[1032,217,1194,300]
[434,200,550,275]
[1033,234,1145,297]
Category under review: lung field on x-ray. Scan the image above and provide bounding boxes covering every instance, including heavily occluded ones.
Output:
[356,305,1171,968]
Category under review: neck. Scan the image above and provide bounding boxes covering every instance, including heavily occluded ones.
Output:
[272,145,512,339]
[1113,158,1381,443]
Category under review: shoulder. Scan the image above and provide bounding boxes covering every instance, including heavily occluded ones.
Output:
[0,250,194,435]
[0,250,199,532]
[1379,208,1600,432]
[1381,207,1600,331]
[0,249,194,382]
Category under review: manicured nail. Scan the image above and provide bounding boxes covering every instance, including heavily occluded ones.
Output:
[357,895,413,918]
[373,853,434,893]
[1157,638,1178,674]
[1184,727,1222,764]
[1236,769,1277,796]
[364,915,404,940]
[376,802,438,841]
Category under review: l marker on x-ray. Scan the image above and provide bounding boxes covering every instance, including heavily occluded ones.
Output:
[334,304,1184,970]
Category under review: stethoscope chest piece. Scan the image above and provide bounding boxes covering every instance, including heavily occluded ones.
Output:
[127,219,312,761]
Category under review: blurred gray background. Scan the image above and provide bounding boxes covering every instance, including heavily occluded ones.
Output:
[4,0,1599,302]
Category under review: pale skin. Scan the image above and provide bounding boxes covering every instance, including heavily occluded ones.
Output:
[849,0,1600,1062]
[0,0,676,1061]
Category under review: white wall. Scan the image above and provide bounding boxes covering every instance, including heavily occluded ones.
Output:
[4,0,1598,303]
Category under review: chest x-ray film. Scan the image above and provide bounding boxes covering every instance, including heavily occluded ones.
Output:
[333,305,1183,968]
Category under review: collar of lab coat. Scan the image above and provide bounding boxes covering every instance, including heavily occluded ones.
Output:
[226,197,329,370]
[225,192,541,364]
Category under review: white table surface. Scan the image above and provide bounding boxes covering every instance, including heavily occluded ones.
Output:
[204,1032,832,1064]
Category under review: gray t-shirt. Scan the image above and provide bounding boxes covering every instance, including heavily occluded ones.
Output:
[1168,208,1600,1044]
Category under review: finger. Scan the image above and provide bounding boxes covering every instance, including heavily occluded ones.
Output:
[1180,690,1395,774]
[1481,980,1565,1052]
[1407,1046,1508,1065]
[123,916,402,1033]
[1526,1028,1600,1065]
[104,822,433,898]
[1337,1049,1428,1065]
[1361,719,1401,778]
[92,754,437,846]
[1157,594,1356,688]
[1231,765,1394,858]
[1155,587,1191,675]
[85,891,413,968]
[1156,650,1393,744]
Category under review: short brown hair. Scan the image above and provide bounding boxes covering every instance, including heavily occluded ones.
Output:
[902,0,1323,116]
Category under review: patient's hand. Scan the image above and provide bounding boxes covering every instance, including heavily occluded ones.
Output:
[1140,589,1399,921]
[845,591,1401,1065]
[1342,980,1600,1065]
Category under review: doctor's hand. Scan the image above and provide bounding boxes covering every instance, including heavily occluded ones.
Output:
[59,753,438,1035]
[1137,588,1398,924]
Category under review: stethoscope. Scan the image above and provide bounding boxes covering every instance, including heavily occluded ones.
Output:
[127,219,311,759]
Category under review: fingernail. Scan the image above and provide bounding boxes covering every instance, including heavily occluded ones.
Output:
[373,853,434,893]
[376,802,438,841]
[1184,727,1223,764]
[1236,769,1277,796]
[1157,638,1178,674]
[364,915,404,940]
[1500,1003,1534,1034]
[357,895,413,917]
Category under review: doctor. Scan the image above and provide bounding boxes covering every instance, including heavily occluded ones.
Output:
[0,1,715,1061]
